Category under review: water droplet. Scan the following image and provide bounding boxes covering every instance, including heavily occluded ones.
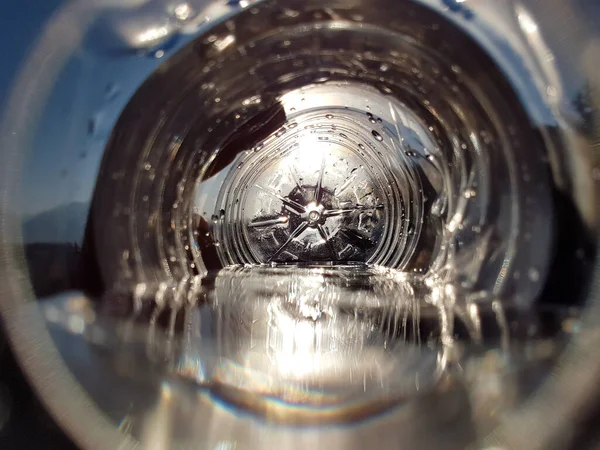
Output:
[144,163,152,171]
[212,215,219,223]
[173,3,193,21]
[87,118,96,136]
[214,97,221,103]
[463,189,477,199]
[326,114,334,119]
[359,143,365,150]
[514,271,521,280]
[372,130,383,141]
[284,8,300,17]
[380,63,389,72]
[451,64,461,74]
[105,82,120,100]
[528,268,540,282]
[220,209,226,219]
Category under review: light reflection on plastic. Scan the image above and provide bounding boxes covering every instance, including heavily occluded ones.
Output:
[517,12,538,34]
[137,26,170,44]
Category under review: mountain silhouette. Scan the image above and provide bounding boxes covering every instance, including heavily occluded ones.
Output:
[23,202,89,244]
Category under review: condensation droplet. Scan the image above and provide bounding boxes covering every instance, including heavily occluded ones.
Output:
[372,130,383,141]
[463,189,477,199]
[173,3,193,21]
[528,268,540,282]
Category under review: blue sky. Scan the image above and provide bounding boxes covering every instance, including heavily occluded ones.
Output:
[0,0,180,216]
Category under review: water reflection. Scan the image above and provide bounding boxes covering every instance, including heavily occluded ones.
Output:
[37,264,578,448]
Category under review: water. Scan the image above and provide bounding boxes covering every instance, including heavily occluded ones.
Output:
[43,273,579,442]
[6,0,598,449]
